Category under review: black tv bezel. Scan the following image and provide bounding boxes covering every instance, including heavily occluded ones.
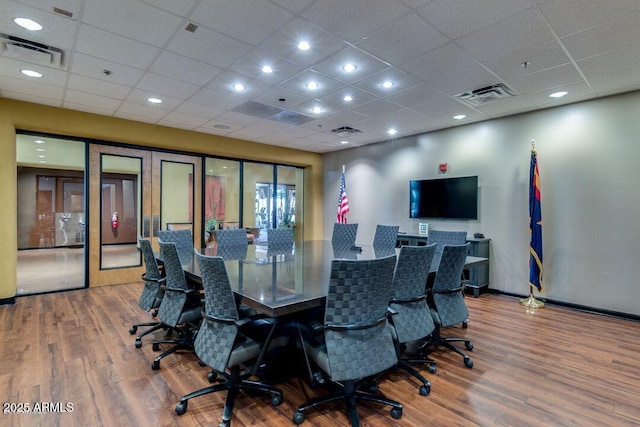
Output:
[409,175,478,220]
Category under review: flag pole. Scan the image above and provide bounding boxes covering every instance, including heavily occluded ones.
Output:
[520,138,544,308]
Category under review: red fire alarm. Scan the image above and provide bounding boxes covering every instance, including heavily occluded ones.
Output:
[439,162,448,173]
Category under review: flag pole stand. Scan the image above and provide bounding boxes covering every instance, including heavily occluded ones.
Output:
[520,287,544,308]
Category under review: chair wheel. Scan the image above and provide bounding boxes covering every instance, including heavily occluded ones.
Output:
[199,360,206,367]
[428,365,436,374]
[175,401,187,415]
[293,411,305,424]
[464,358,473,368]
[419,384,430,396]
[152,343,160,351]
[135,339,142,349]
[390,407,403,419]
[207,372,218,383]
[462,320,468,329]
[271,394,282,406]
[465,342,473,351]
[129,326,137,335]
[151,360,160,370]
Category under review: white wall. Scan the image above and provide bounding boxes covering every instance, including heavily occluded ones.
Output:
[323,90,640,316]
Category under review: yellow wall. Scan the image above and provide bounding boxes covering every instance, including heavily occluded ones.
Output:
[0,97,323,300]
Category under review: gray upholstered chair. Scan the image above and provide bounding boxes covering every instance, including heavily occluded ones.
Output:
[331,222,358,252]
[426,229,467,271]
[157,229,194,265]
[388,244,438,395]
[267,228,294,249]
[129,237,166,348]
[372,224,399,252]
[293,255,403,426]
[216,228,249,250]
[151,241,202,370]
[175,251,284,424]
[422,243,474,368]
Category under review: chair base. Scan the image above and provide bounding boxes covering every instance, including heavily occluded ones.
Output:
[419,326,474,368]
[293,379,402,427]
[151,324,197,370]
[175,365,282,425]
[130,321,166,348]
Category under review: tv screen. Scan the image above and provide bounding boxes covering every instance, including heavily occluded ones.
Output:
[409,176,478,220]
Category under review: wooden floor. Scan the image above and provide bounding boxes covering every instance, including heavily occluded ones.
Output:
[1,283,639,427]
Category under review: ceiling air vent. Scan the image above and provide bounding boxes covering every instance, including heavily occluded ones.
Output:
[455,83,516,107]
[0,34,67,70]
[330,126,362,137]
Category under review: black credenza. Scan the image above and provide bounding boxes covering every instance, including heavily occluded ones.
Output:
[396,233,490,297]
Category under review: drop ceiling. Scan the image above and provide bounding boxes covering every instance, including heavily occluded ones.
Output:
[2,0,640,153]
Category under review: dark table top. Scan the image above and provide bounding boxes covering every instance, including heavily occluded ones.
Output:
[177,240,488,318]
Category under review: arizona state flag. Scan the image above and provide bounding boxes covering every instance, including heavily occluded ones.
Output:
[529,149,543,291]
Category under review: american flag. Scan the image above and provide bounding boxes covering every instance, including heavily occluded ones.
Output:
[337,167,350,223]
[529,149,543,292]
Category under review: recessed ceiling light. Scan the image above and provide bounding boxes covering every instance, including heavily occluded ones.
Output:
[340,140,349,145]
[14,18,42,31]
[37,155,46,158]
[147,97,163,104]
[261,65,273,74]
[388,128,397,135]
[381,80,394,89]
[306,81,319,90]
[21,69,42,78]
[36,148,45,152]
[343,95,353,102]
[233,83,246,91]
[453,114,466,120]
[34,140,45,144]
[550,91,568,98]
[213,124,231,130]
[39,160,47,164]
[343,63,357,72]
[311,106,323,114]
[298,41,310,51]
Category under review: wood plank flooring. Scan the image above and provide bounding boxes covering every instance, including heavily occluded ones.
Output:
[1,283,639,426]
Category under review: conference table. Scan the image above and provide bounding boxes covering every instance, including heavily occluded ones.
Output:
[178,240,488,318]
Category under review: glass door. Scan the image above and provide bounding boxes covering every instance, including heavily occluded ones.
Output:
[88,145,201,286]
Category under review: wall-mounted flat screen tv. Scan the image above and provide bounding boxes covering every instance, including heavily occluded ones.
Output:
[409,176,478,220]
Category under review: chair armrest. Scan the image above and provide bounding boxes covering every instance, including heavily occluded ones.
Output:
[201,310,248,327]
[389,294,426,304]
[141,273,165,284]
[386,306,398,316]
[325,314,388,331]
[162,285,197,295]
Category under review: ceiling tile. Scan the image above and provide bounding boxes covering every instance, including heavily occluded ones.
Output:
[422,64,501,97]
[352,98,404,118]
[166,25,252,69]
[63,89,122,110]
[383,84,448,108]
[150,51,222,86]
[312,46,390,84]
[302,0,411,42]
[69,52,144,86]
[352,68,424,96]
[278,69,344,98]
[82,0,183,47]
[157,111,210,128]
[356,13,448,65]
[67,73,131,99]
[576,43,640,80]
[252,88,308,109]
[206,70,273,99]
[0,0,77,49]
[507,63,584,95]
[190,0,293,45]
[125,89,183,110]
[0,74,64,99]
[456,8,555,62]
[540,0,640,37]
[63,101,117,116]
[398,42,477,82]
[116,100,169,120]
[0,56,68,87]
[139,0,199,16]
[317,86,378,109]
[188,88,245,111]
[258,18,347,68]
[173,101,225,120]
[269,0,316,14]
[229,49,303,82]
[1,89,63,107]
[137,73,200,99]
[75,24,160,70]
[418,0,532,40]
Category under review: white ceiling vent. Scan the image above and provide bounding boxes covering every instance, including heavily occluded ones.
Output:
[455,83,516,107]
[0,34,67,70]
[331,126,362,137]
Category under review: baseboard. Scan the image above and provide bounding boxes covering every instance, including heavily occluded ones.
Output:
[0,296,17,306]
[488,289,640,322]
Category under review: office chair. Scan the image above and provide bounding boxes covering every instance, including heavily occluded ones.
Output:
[216,228,249,250]
[175,251,285,425]
[373,224,399,252]
[331,222,358,249]
[422,243,474,368]
[293,255,403,426]
[129,237,166,348]
[388,244,438,396]
[426,230,467,271]
[157,229,194,265]
[151,241,202,370]
[267,228,294,249]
